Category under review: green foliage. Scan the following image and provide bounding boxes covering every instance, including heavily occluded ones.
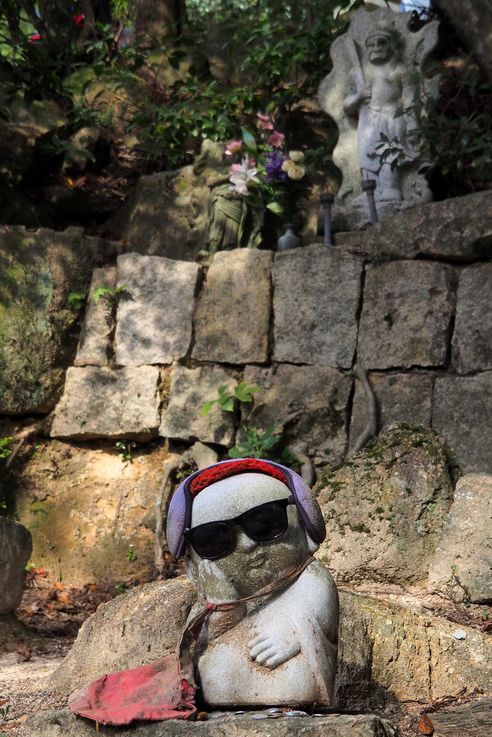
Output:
[0,436,13,460]
[92,284,130,305]
[67,291,87,311]
[126,546,137,562]
[115,440,134,463]
[200,381,258,417]
[114,582,126,594]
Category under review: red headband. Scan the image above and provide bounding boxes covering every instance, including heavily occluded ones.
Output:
[189,458,287,496]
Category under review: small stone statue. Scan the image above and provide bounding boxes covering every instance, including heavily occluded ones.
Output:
[206,176,263,254]
[167,458,339,707]
[318,8,439,229]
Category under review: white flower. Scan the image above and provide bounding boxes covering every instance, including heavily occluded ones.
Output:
[288,150,305,163]
[229,157,260,195]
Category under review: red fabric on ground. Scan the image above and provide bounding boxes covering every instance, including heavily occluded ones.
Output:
[68,653,196,726]
[189,458,287,495]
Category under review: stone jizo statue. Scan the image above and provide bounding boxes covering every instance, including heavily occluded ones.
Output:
[167,458,339,708]
[319,8,440,229]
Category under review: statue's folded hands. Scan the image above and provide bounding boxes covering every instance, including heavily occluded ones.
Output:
[249,629,301,669]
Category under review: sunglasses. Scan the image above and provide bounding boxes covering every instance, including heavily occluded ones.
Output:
[184,496,295,560]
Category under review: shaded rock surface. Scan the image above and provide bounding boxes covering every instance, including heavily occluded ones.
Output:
[50,366,161,441]
[25,710,397,737]
[0,226,102,414]
[428,474,492,604]
[243,364,352,469]
[114,254,199,366]
[357,261,457,369]
[433,372,492,473]
[193,249,272,365]
[272,246,363,368]
[316,426,455,586]
[452,262,492,374]
[430,698,492,737]
[74,267,116,367]
[0,518,32,614]
[159,364,236,446]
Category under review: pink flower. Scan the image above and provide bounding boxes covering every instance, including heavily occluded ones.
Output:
[267,131,285,148]
[257,112,274,131]
[225,139,242,156]
[229,157,259,195]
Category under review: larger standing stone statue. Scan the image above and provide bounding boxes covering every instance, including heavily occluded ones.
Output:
[318,8,439,229]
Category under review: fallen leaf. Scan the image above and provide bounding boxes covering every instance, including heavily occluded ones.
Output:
[418,713,434,735]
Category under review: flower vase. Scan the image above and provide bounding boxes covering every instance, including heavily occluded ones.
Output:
[277,223,301,251]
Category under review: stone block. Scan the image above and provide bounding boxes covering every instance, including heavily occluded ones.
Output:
[114,254,199,366]
[349,372,433,451]
[74,267,116,367]
[433,373,492,473]
[452,263,492,374]
[0,518,32,614]
[50,366,161,441]
[358,261,456,369]
[159,365,235,446]
[428,474,492,603]
[243,364,352,469]
[272,245,363,368]
[0,226,102,414]
[193,249,272,364]
[316,426,454,586]
[335,190,492,262]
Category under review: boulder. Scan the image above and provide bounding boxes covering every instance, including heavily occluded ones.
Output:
[193,249,272,365]
[452,263,492,374]
[0,518,32,614]
[335,190,492,262]
[242,364,352,470]
[0,227,102,414]
[315,426,455,586]
[160,364,236,446]
[433,373,492,474]
[74,267,116,367]
[428,474,492,603]
[114,254,199,367]
[50,366,161,441]
[357,261,457,370]
[272,245,363,368]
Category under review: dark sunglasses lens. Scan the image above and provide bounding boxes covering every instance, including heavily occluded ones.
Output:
[188,521,233,560]
[241,501,288,541]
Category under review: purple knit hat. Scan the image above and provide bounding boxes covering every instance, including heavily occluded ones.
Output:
[166,457,326,559]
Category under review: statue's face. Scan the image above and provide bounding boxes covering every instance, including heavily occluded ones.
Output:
[366,34,393,64]
[186,473,313,599]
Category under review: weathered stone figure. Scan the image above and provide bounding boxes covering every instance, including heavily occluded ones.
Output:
[167,459,339,707]
[319,8,440,229]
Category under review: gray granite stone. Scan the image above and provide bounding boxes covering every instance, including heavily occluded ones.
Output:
[433,373,492,474]
[335,190,492,261]
[159,365,235,446]
[243,364,352,469]
[0,518,32,614]
[50,366,160,441]
[452,263,492,374]
[74,267,116,367]
[193,249,272,364]
[114,254,199,366]
[358,261,457,369]
[272,245,363,368]
[349,372,433,450]
[428,474,492,603]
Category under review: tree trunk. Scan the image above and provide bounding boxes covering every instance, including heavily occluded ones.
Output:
[434,0,492,84]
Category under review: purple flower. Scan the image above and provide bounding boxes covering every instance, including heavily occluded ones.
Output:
[265,150,288,181]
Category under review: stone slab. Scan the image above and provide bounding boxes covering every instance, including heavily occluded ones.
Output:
[25,710,397,737]
[430,699,492,737]
[74,266,116,366]
[433,373,492,474]
[452,263,492,374]
[159,365,235,446]
[193,249,272,364]
[243,364,352,470]
[114,254,199,366]
[50,366,161,441]
[349,372,433,451]
[335,190,492,262]
[0,518,32,614]
[316,426,454,587]
[272,245,363,368]
[428,474,492,603]
[357,261,457,369]
[0,226,102,414]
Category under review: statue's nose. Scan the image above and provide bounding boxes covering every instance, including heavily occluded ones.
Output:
[236,530,258,552]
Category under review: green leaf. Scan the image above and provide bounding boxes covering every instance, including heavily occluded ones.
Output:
[234,382,259,403]
[218,396,235,412]
[241,127,257,152]
[266,201,284,214]
[200,401,216,417]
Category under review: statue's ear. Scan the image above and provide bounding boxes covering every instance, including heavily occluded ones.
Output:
[306,533,320,554]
